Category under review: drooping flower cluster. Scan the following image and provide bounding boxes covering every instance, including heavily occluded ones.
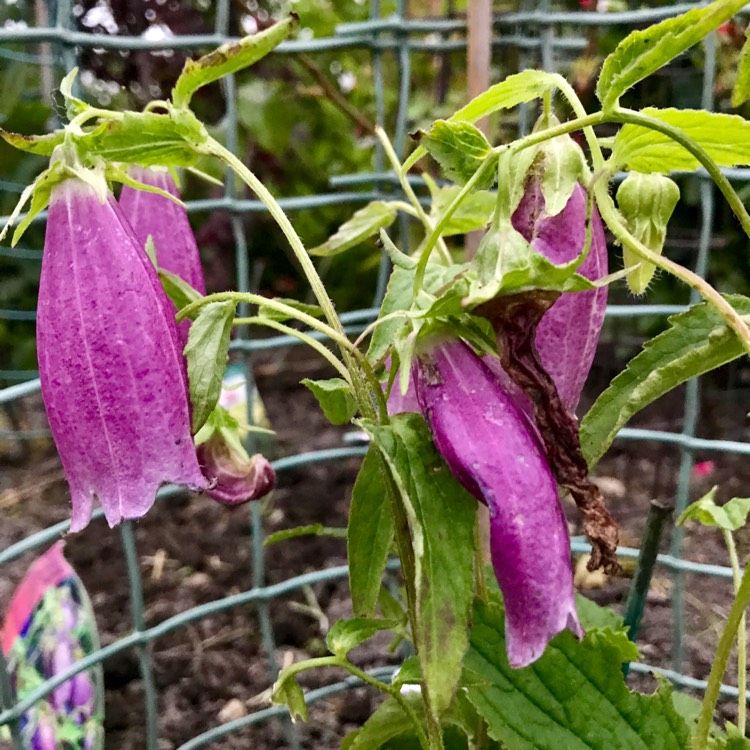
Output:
[38,163,274,530]
[394,176,609,667]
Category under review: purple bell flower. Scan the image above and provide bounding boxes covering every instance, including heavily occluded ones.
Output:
[196,432,276,506]
[118,167,206,294]
[414,338,583,668]
[37,176,208,531]
[511,179,608,410]
[30,716,57,750]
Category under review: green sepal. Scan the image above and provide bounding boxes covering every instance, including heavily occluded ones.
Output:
[677,487,750,532]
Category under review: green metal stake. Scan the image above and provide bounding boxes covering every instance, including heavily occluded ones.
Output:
[623,500,673,676]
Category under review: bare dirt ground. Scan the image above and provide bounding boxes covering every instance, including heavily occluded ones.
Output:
[1,340,749,748]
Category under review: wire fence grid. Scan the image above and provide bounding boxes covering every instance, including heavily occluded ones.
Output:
[0,0,749,748]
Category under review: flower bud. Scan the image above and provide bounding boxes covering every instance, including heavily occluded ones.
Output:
[512,178,608,410]
[31,716,57,750]
[414,338,583,667]
[616,171,679,295]
[196,431,276,506]
[38,176,208,530]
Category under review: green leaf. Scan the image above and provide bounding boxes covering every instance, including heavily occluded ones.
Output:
[158,269,203,313]
[301,377,357,425]
[83,110,205,167]
[677,487,750,531]
[417,120,494,188]
[257,298,323,323]
[732,26,750,107]
[59,67,88,119]
[309,201,398,257]
[368,263,464,364]
[184,300,236,433]
[581,295,750,468]
[144,236,158,267]
[264,524,347,546]
[326,617,399,657]
[430,187,495,236]
[539,133,585,218]
[271,671,308,722]
[344,695,425,749]
[575,593,625,631]
[348,448,394,617]
[464,597,691,750]
[393,655,421,687]
[611,108,750,172]
[0,127,64,156]
[450,69,561,126]
[597,0,747,110]
[361,413,476,716]
[172,15,298,108]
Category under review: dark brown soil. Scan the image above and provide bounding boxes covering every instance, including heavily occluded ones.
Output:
[1,342,749,748]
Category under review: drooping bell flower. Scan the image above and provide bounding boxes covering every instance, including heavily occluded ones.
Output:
[413,338,583,668]
[119,167,206,348]
[511,178,608,411]
[196,431,276,505]
[37,176,208,531]
[118,167,206,294]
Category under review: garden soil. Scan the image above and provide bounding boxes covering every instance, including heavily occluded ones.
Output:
[1,343,749,749]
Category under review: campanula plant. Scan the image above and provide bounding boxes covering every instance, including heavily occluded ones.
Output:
[3,2,750,747]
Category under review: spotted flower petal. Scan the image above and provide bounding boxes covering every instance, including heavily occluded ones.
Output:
[414,338,583,668]
[38,177,207,531]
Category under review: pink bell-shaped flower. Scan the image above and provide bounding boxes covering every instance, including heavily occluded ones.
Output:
[37,176,208,531]
[414,338,583,668]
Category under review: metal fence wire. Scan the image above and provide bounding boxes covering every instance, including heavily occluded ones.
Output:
[1,0,750,748]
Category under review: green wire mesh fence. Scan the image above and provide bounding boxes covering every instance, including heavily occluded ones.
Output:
[1,0,750,747]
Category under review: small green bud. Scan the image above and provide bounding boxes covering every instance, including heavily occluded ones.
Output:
[616,172,680,295]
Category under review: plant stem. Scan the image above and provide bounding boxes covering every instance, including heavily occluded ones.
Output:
[375,126,453,265]
[612,107,750,240]
[233,316,351,382]
[694,562,750,749]
[413,152,498,297]
[550,79,750,355]
[724,530,746,737]
[338,658,430,750]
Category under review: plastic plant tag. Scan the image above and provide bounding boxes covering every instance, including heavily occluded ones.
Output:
[1,543,104,750]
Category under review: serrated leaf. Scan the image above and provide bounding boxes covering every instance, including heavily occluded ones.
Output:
[581,295,750,468]
[258,298,323,322]
[310,201,399,257]
[301,377,357,425]
[184,300,236,433]
[465,597,690,750]
[429,187,495,236]
[677,487,750,531]
[597,0,747,110]
[417,120,494,188]
[361,413,476,716]
[733,26,750,107]
[575,593,625,631]
[158,269,203,313]
[326,617,399,657]
[349,448,394,617]
[271,671,308,722]
[264,524,346,546]
[172,15,298,108]
[611,108,750,172]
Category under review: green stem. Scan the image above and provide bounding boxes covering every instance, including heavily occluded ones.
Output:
[694,562,750,749]
[375,126,452,265]
[201,136,379,421]
[612,107,750,240]
[177,291,354,355]
[233,316,351,382]
[413,152,498,297]
[339,658,430,750]
[724,530,746,737]
[550,80,750,356]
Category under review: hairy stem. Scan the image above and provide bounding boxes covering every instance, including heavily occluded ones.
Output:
[375,126,452,265]
[694,562,750,749]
